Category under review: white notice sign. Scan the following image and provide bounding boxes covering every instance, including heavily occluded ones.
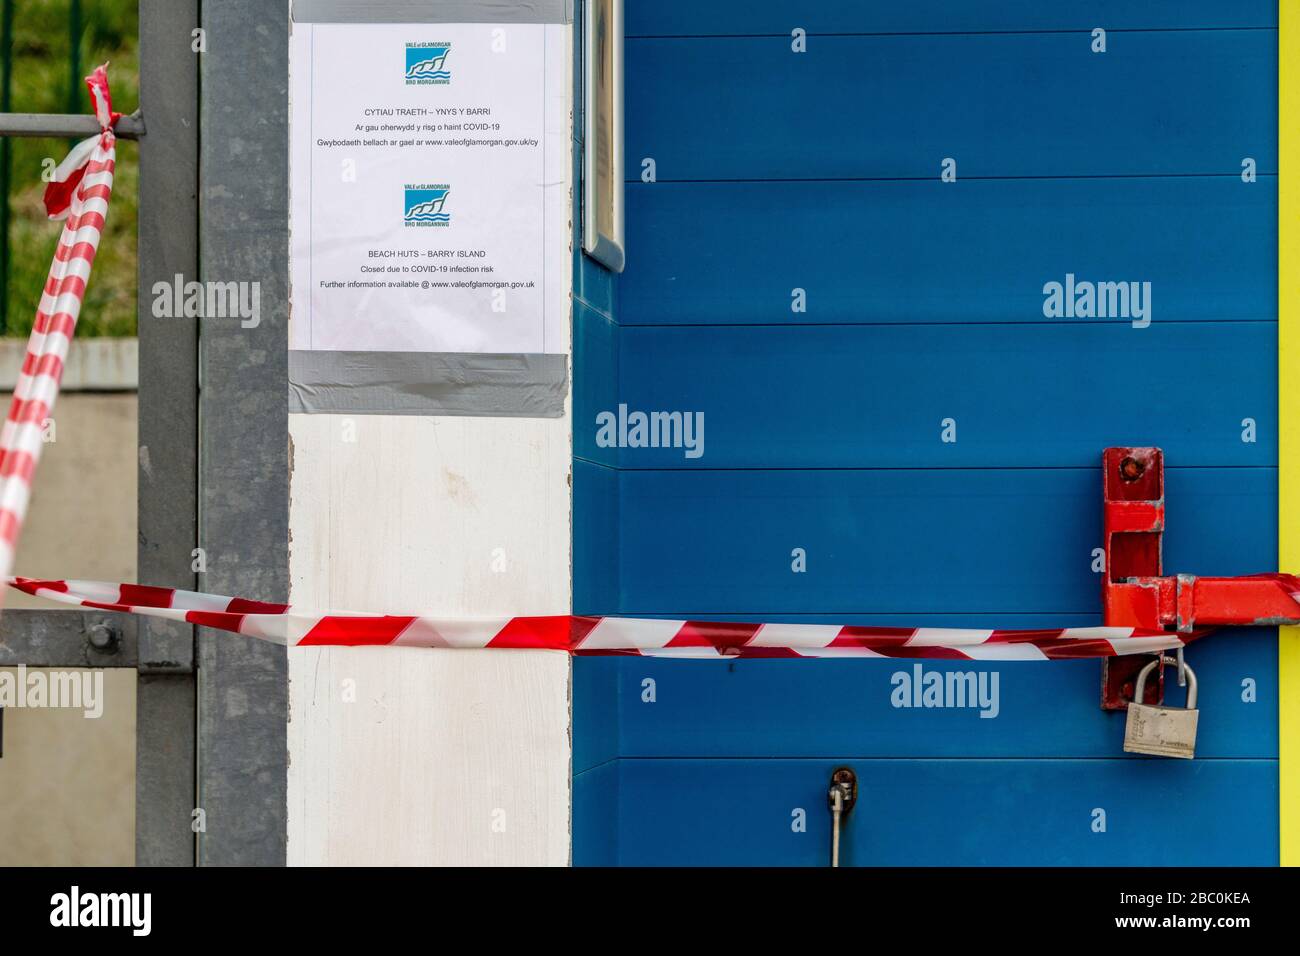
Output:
[290,23,569,353]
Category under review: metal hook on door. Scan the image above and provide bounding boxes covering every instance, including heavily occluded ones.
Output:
[827,766,857,867]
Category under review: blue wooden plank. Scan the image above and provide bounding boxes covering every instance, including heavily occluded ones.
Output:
[573,303,618,466]
[621,178,1276,326]
[572,762,620,866]
[573,654,622,772]
[613,758,1277,865]
[575,251,616,321]
[609,322,1276,468]
[626,32,1275,180]
[585,625,1275,759]
[627,2,1277,37]
[573,459,620,612]
[614,466,1275,614]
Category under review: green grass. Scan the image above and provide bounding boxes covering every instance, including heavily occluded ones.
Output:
[3,0,138,337]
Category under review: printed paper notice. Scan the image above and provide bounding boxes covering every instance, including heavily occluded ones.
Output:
[290,22,569,353]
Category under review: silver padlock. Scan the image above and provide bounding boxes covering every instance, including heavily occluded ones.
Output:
[1123,655,1198,759]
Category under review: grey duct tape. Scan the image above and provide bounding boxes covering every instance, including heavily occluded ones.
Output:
[292,0,572,24]
[288,350,568,418]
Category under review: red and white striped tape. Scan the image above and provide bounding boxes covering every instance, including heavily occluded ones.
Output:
[0,66,117,601]
[0,67,1285,663]
[7,575,1209,659]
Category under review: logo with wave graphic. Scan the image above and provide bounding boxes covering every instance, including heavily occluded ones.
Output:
[406,43,451,84]
[404,185,451,227]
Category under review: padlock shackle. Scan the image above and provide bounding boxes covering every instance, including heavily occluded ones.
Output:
[1134,655,1197,710]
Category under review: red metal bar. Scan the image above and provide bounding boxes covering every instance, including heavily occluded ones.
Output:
[1100,447,1300,708]
[1101,447,1166,710]
[1117,575,1300,631]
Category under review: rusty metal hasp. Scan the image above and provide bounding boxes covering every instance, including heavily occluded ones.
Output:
[1100,447,1300,709]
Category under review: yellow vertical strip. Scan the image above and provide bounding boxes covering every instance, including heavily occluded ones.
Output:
[1281,0,1300,868]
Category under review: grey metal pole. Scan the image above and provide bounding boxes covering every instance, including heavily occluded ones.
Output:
[195,0,289,867]
[0,0,13,336]
[0,108,145,139]
[135,0,198,868]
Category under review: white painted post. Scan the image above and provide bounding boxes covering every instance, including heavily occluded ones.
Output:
[286,416,572,865]
[285,16,575,865]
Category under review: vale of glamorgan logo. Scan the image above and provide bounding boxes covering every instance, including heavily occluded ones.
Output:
[406,42,451,84]
[404,184,451,227]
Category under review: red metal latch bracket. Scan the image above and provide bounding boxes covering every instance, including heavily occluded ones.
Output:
[1100,447,1300,708]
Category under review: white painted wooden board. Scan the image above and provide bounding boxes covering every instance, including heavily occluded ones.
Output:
[286,16,575,866]
[287,414,572,866]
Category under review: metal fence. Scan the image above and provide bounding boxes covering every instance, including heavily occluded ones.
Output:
[0,0,85,333]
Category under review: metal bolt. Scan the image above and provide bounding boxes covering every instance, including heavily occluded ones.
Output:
[86,622,117,652]
[1119,456,1145,482]
[828,766,858,813]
